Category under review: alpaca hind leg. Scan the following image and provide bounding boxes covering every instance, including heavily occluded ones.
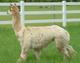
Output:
[55,38,70,58]
[64,45,77,58]
[55,38,76,59]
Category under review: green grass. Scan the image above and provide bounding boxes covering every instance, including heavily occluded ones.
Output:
[0,4,80,63]
[0,23,80,63]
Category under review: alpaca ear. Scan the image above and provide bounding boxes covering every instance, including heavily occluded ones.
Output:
[10,3,13,6]
[14,3,17,6]
[18,6,20,11]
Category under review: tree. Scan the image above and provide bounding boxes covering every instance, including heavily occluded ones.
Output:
[24,0,30,2]
[0,0,19,2]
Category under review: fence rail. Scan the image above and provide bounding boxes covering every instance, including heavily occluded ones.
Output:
[0,1,80,27]
[1,10,80,16]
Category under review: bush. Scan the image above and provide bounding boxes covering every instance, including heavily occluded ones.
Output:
[0,0,19,2]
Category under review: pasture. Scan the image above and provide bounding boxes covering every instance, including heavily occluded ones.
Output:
[0,5,80,63]
[0,23,80,63]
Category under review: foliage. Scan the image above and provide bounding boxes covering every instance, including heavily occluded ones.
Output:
[0,0,19,2]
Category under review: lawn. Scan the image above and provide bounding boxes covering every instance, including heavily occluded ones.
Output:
[0,22,80,63]
[0,3,80,63]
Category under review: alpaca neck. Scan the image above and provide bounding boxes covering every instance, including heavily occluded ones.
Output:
[12,14,24,32]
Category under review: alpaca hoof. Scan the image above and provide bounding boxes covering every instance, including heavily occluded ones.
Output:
[16,57,24,63]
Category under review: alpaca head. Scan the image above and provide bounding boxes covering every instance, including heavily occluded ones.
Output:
[9,3,20,16]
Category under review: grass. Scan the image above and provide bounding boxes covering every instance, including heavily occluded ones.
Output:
[0,22,80,63]
[0,4,80,63]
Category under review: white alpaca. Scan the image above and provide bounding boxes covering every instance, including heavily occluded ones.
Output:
[9,4,76,63]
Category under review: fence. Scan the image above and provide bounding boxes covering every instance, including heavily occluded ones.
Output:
[0,1,80,27]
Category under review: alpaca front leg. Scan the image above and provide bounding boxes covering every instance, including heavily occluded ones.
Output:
[34,48,41,60]
[17,49,28,63]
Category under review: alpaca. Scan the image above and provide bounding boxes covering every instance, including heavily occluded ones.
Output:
[9,4,76,63]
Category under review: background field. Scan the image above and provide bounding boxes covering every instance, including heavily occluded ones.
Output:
[0,23,80,63]
[0,5,80,63]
